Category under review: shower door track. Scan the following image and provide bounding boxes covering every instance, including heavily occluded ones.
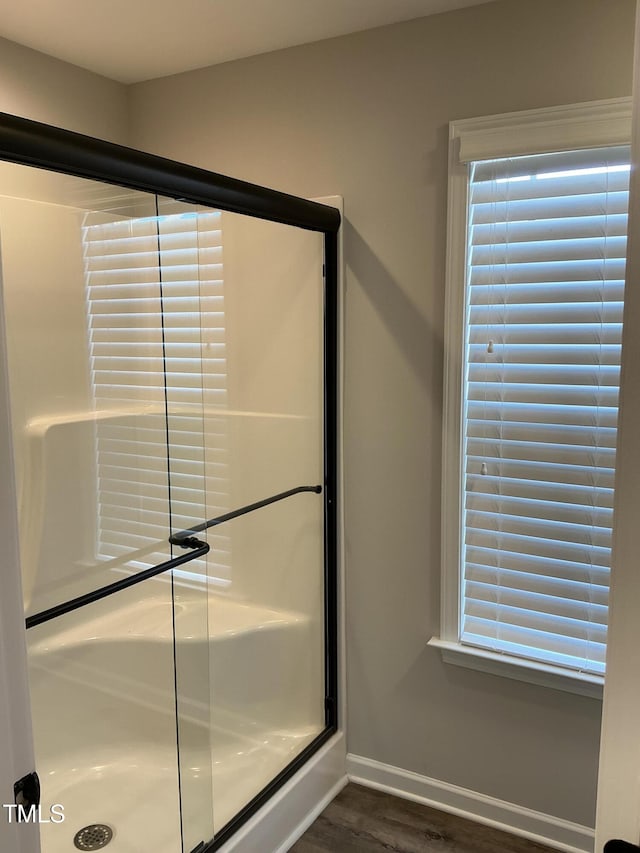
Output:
[0,111,340,853]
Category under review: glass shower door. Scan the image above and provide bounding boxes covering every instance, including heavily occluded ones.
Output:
[145,199,329,844]
[0,135,336,853]
[199,210,327,837]
[0,165,214,853]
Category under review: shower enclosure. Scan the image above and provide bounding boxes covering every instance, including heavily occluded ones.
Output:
[0,113,339,853]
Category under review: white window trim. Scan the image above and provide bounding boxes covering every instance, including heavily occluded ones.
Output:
[430,97,632,699]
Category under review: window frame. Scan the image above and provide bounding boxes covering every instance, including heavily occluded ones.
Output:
[429,98,632,699]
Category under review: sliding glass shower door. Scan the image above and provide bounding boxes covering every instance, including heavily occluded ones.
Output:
[0,167,213,852]
[150,196,328,843]
[197,208,327,835]
[0,135,335,853]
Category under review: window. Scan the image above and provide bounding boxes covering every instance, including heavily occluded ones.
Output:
[431,99,632,697]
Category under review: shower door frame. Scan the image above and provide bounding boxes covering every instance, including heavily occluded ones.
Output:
[0,111,340,853]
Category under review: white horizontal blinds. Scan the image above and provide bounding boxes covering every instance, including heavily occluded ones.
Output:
[83,214,171,571]
[461,145,630,676]
[83,210,231,581]
[157,208,231,583]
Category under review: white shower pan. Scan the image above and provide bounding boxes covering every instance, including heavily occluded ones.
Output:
[28,590,320,853]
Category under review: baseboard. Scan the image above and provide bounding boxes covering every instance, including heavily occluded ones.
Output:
[346,754,595,853]
[216,731,347,853]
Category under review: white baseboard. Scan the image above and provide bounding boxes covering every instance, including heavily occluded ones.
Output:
[346,754,595,853]
[217,732,347,853]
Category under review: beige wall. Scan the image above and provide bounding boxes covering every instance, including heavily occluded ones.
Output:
[129,0,636,827]
[0,36,127,142]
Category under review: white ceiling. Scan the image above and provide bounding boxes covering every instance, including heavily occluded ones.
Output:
[0,0,494,84]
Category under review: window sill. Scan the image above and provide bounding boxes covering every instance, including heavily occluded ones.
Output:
[428,637,603,700]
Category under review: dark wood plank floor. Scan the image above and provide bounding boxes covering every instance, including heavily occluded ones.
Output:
[290,784,556,853]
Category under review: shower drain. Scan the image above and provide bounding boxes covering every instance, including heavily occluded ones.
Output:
[73,824,113,850]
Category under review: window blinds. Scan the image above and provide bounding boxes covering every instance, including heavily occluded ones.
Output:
[461,145,630,676]
[82,208,231,583]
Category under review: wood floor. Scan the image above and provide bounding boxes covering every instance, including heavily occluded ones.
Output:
[290,784,556,853]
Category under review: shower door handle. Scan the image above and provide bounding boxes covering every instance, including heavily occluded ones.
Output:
[25,537,210,630]
[170,484,322,544]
